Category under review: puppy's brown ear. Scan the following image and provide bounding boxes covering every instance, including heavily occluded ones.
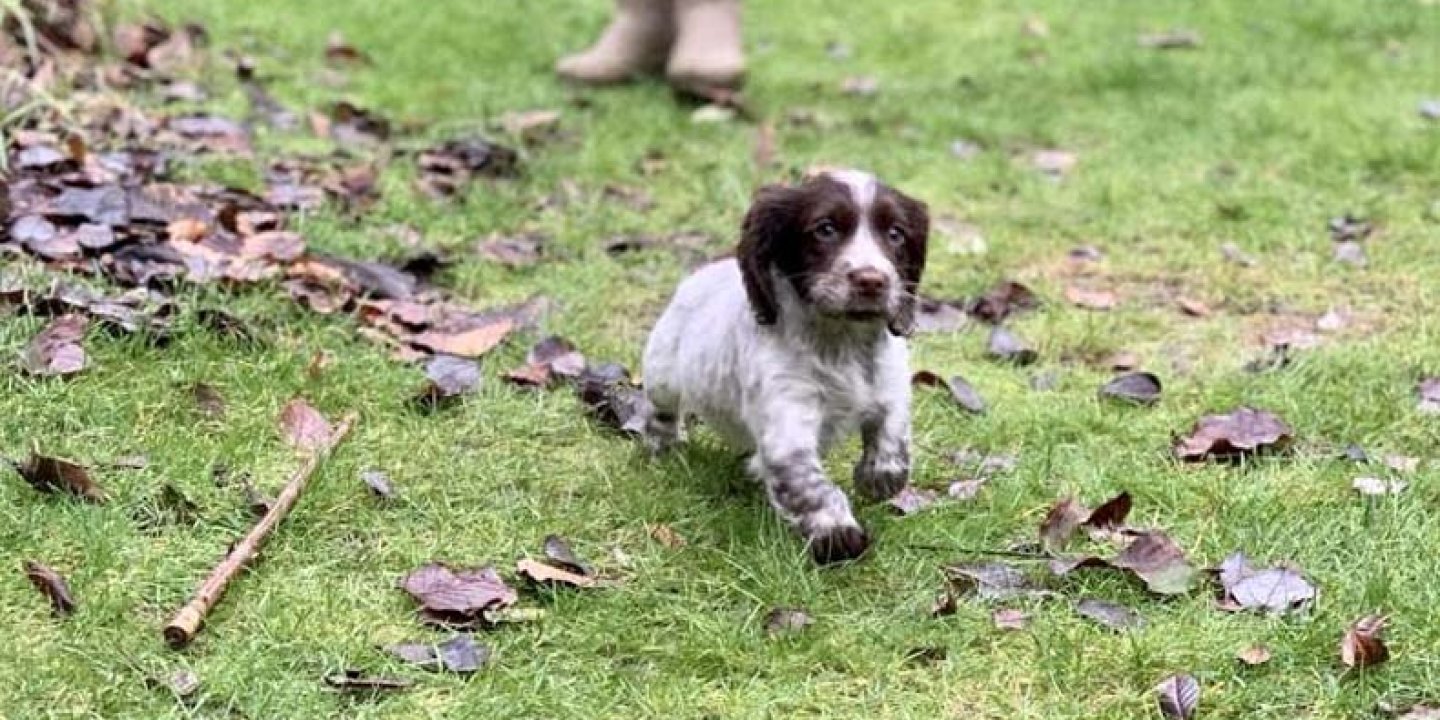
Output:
[738,185,794,326]
[887,193,930,337]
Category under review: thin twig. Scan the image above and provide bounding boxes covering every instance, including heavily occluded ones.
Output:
[902,542,1049,559]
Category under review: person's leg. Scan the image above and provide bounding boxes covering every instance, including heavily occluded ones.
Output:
[666,0,745,92]
[556,0,674,84]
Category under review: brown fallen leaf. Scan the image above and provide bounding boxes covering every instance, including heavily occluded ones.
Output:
[967,280,1039,324]
[1237,645,1272,666]
[385,635,489,675]
[1154,674,1201,718]
[541,535,592,577]
[414,355,481,409]
[499,109,562,141]
[930,591,958,617]
[23,561,76,616]
[912,371,986,414]
[411,319,514,358]
[1398,706,1440,719]
[400,563,517,625]
[992,608,1030,631]
[22,314,88,377]
[1075,598,1143,630]
[1177,297,1211,317]
[1108,531,1197,595]
[10,452,106,502]
[1417,377,1440,415]
[577,363,651,436]
[191,382,226,419]
[763,607,813,636]
[1099,372,1162,406]
[1173,407,1293,462]
[947,477,988,500]
[987,327,1038,365]
[648,523,686,548]
[476,232,545,268]
[914,297,968,333]
[887,486,938,516]
[516,558,596,589]
[1107,351,1141,372]
[1064,286,1117,311]
[324,30,372,66]
[1341,615,1389,669]
[944,562,1046,601]
[1217,552,1316,615]
[278,398,333,452]
[1039,492,1132,550]
[504,336,586,388]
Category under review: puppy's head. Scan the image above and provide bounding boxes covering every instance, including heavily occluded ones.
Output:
[738,169,929,336]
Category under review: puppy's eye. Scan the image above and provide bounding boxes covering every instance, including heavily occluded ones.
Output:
[813,220,840,242]
[886,226,906,245]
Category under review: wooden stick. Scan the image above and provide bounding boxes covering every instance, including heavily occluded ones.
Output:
[164,412,358,649]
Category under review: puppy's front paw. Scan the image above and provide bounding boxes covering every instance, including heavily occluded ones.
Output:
[853,456,908,503]
[807,524,871,565]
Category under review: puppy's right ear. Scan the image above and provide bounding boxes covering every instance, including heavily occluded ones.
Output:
[738,185,793,326]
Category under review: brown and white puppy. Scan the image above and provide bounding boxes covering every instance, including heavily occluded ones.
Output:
[642,169,930,563]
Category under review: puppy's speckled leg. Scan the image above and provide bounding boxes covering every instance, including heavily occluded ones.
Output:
[752,401,869,564]
[854,409,910,502]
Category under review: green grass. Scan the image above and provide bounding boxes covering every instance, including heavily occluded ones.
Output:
[5,0,1440,717]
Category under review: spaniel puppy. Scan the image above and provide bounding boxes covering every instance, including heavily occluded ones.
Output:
[642,169,929,564]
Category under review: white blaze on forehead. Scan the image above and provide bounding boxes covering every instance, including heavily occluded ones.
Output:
[824,169,878,210]
[823,170,894,280]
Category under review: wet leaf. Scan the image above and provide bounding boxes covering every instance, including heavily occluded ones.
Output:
[943,562,1045,600]
[278,397,333,452]
[516,558,596,589]
[542,535,591,576]
[1237,645,1272,666]
[401,563,517,623]
[967,280,1038,323]
[361,470,395,500]
[504,336,586,388]
[323,670,412,693]
[415,355,480,408]
[1417,377,1440,415]
[1353,476,1406,496]
[1155,674,1201,718]
[987,327,1038,365]
[191,382,225,419]
[386,636,488,675]
[1064,286,1116,310]
[763,608,813,636]
[1110,531,1197,595]
[914,297,968,333]
[1341,615,1389,669]
[1075,598,1143,630]
[11,452,105,502]
[887,486,938,516]
[912,371,986,414]
[21,314,88,377]
[1100,372,1162,405]
[1173,407,1293,461]
[23,561,75,616]
[992,608,1030,631]
[1139,30,1202,49]
[577,363,652,436]
[45,185,129,226]
[1217,552,1316,614]
[166,115,251,154]
[476,233,545,268]
[1040,497,1089,551]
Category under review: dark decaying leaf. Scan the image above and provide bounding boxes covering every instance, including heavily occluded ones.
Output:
[10,452,106,502]
[1039,492,1131,550]
[23,561,76,616]
[1109,531,1198,595]
[1341,615,1389,669]
[577,363,652,436]
[400,563,517,625]
[992,608,1030,631]
[1155,674,1201,719]
[504,336,586,388]
[966,280,1038,324]
[361,469,395,499]
[1217,552,1316,614]
[1099,372,1162,405]
[386,635,489,675]
[1417,377,1440,415]
[1075,598,1143,630]
[912,371,986,414]
[930,591,957,617]
[278,397,332,452]
[542,535,591,576]
[417,137,520,198]
[166,115,252,154]
[914,297,968,333]
[191,382,226,419]
[323,670,413,693]
[987,327,1038,365]
[943,562,1046,600]
[1173,407,1293,461]
[516,558,596,589]
[415,355,481,408]
[763,607,813,636]
[327,101,391,146]
[887,486,938,516]
[21,314,88,377]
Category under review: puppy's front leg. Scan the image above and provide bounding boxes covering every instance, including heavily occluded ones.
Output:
[751,403,870,564]
[854,407,911,502]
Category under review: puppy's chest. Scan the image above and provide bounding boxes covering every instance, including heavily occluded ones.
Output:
[798,353,881,419]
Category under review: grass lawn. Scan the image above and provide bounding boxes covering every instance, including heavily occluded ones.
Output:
[4,0,1440,717]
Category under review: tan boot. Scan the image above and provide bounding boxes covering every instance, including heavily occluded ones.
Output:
[666,0,746,92]
[556,0,675,85]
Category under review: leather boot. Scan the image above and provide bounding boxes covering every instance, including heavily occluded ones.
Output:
[666,0,745,92]
[556,0,674,84]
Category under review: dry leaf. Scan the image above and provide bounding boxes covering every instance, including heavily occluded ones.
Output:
[1341,615,1389,669]
[278,398,332,452]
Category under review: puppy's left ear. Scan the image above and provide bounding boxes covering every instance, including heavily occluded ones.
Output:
[738,184,795,326]
[888,193,930,337]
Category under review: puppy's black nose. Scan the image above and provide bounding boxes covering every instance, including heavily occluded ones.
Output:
[848,268,888,297]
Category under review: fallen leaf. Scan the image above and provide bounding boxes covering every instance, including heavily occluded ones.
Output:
[327,101,391,146]
[648,523,686,548]
[1099,372,1162,406]
[840,75,879,96]
[165,670,200,698]
[166,115,252,155]
[278,398,332,452]
[1329,214,1373,242]
[944,562,1045,600]
[947,478,988,500]
[1334,240,1367,267]
[401,563,517,624]
[323,670,413,693]
[191,383,225,419]
[1139,30,1202,48]
[1416,378,1440,414]
[1173,407,1293,461]
[1040,492,1131,550]
[763,607,813,636]
[386,636,488,675]
[1110,531,1197,595]
[1075,598,1143,630]
[986,327,1038,365]
[504,336,586,388]
[1341,615,1389,669]
[542,535,591,576]
[23,561,75,616]
[1154,674,1201,718]
[411,319,513,358]
[500,109,562,141]
[10,452,105,502]
[912,371,986,414]
[1217,552,1316,614]
[930,591,958,617]
[1085,492,1134,530]
[1353,476,1406,496]
[361,470,395,499]
[1237,645,1272,666]
[967,280,1039,324]
[1107,351,1141,372]
[1385,455,1420,474]
[1221,242,1257,267]
[1177,297,1211,317]
[416,136,520,198]
[44,185,129,226]
[21,314,88,377]
[1030,150,1077,177]
[516,558,596,589]
[415,355,481,408]
[992,608,1030,631]
[887,486,938,516]
[324,31,372,66]
[1064,286,1117,310]
[577,363,652,436]
[476,233,545,268]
